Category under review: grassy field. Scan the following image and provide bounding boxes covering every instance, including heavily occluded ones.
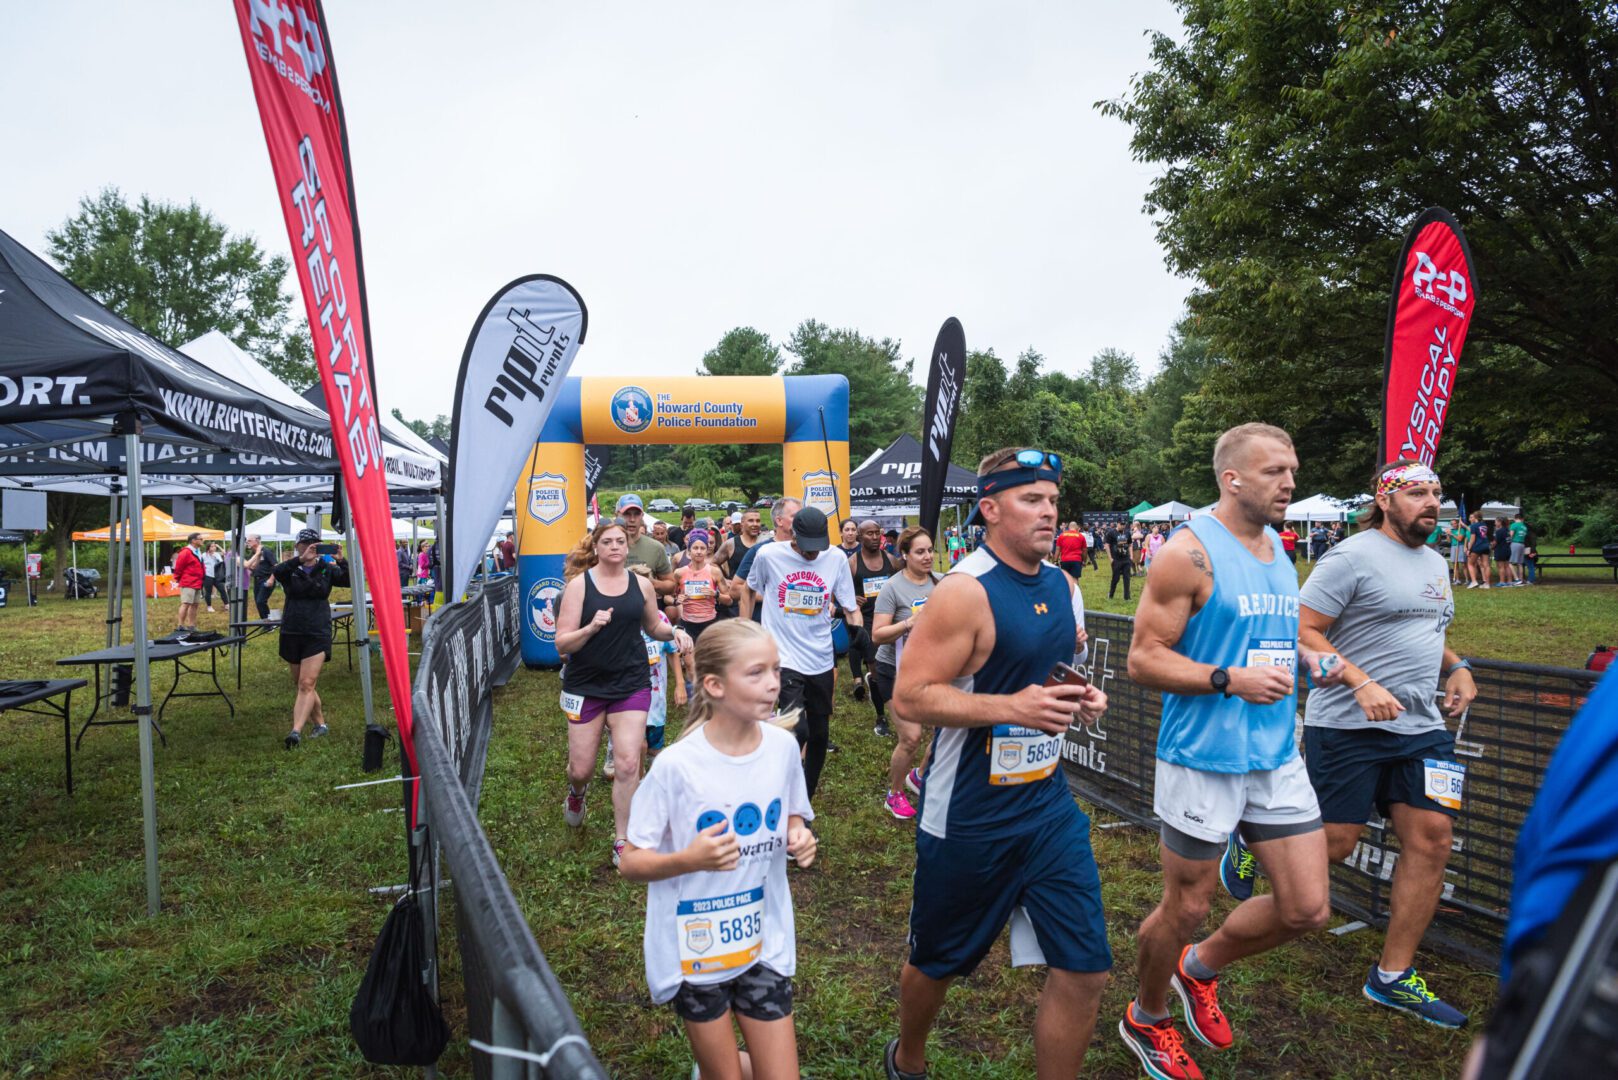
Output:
[0,564,1609,1077]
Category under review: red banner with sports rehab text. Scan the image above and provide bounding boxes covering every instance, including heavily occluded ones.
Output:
[233,0,419,820]
[1381,207,1478,468]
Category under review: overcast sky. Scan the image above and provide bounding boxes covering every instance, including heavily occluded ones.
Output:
[2,1,1192,427]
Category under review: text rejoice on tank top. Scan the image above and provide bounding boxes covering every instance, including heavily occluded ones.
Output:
[1157,514,1301,774]
[561,570,652,701]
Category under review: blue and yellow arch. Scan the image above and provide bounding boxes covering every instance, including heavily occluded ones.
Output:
[517,374,851,667]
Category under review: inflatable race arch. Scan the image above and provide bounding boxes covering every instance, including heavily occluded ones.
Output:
[516,374,850,667]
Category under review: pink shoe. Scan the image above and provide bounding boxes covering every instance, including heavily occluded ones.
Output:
[885,791,917,819]
[905,767,923,795]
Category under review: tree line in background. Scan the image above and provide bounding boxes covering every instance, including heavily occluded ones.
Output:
[21,0,1618,581]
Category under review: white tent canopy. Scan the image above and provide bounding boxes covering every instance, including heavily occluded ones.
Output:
[1135,500,1197,522]
[242,511,341,542]
[1286,493,1355,522]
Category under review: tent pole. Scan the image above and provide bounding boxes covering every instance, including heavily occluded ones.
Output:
[342,482,376,735]
[434,491,446,601]
[106,493,124,648]
[124,431,160,916]
[231,500,245,689]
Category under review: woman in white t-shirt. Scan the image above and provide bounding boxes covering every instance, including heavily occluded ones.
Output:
[619,619,816,1080]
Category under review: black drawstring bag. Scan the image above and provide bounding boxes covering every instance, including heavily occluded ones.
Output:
[362,722,392,773]
[349,863,449,1065]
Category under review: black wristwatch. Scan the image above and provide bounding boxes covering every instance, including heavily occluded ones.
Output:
[1210,666,1231,697]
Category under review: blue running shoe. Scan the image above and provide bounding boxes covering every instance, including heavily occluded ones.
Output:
[1219,831,1259,901]
[1362,966,1468,1028]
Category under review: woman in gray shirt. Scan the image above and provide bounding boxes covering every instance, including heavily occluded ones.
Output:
[871,526,940,820]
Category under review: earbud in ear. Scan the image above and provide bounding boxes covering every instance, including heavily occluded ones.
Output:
[1232,480,1242,490]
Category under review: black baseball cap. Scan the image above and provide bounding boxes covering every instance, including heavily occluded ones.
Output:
[791,506,831,552]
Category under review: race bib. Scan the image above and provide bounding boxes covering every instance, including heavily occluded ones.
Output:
[560,691,584,723]
[677,885,764,976]
[862,575,888,598]
[684,579,713,599]
[1245,638,1296,674]
[783,584,826,618]
[988,725,1062,786]
[1423,759,1465,811]
[643,632,661,665]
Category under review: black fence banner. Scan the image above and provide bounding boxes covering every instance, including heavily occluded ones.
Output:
[1063,612,1599,965]
[918,317,967,537]
[411,577,606,1078]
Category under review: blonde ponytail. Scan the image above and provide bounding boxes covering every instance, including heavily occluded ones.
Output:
[678,620,801,740]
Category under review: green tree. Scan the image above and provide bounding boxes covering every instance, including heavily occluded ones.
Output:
[695,327,784,502]
[1102,0,1618,501]
[47,187,314,386]
[391,409,451,441]
[784,320,922,460]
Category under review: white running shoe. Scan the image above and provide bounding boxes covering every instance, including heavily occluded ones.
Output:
[563,788,586,828]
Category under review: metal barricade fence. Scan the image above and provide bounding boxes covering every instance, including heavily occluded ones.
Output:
[1062,612,1601,966]
[412,577,607,1079]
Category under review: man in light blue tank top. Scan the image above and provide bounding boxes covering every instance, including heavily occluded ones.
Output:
[1117,423,1346,1080]
[885,447,1111,1080]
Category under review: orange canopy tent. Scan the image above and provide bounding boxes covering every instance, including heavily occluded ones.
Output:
[72,507,226,598]
[73,505,225,543]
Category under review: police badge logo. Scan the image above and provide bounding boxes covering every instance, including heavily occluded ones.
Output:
[684,918,714,955]
[998,742,1023,770]
[800,469,838,517]
[527,577,564,641]
[610,385,654,434]
[527,472,568,525]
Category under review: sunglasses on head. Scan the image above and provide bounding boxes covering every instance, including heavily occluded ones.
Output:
[1013,449,1062,473]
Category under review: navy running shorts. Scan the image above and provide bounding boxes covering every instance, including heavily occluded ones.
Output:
[1304,726,1465,822]
[908,807,1112,979]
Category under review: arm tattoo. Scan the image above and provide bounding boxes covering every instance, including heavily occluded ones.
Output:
[1189,549,1214,579]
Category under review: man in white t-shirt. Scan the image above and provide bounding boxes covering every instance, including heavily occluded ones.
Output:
[746,505,860,802]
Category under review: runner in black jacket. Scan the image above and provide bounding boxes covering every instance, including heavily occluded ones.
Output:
[273,527,350,749]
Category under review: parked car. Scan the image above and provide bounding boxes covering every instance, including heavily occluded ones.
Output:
[683,497,714,510]
[647,498,679,512]
[720,500,743,512]
[754,496,776,507]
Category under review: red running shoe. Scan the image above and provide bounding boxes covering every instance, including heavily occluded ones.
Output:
[1118,1010,1203,1080]
[1170,945,1233,1050]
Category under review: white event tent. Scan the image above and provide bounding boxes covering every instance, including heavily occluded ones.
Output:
[1135,500,1197,522]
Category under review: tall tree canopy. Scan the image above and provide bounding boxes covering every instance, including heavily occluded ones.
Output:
[1102,0,1618,500]
[47,187,315,387]
[785,320,922,456]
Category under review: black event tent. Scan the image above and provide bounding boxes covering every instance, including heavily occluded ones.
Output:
[850,433,978,511]
[0,226,358,919]
[0,228,335,481]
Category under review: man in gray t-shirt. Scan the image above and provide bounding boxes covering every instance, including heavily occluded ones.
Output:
[1295,460,1478,1028]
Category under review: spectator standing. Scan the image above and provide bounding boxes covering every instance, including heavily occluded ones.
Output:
[1447,518,1468,586]
[1466,512,1492,589]
[397,541,411,587]
[200,541,225,613]
[1509,514,1529,586]
[1492,518,1515,586]
[245,535,276,619]
[416,539,432,586]
[172,532,206,633]
[1056,521,1088,579]
[1106,523,1133,601]
[1278,523,1300,564]
[1310,523,1329,561]
[497,530,517,571]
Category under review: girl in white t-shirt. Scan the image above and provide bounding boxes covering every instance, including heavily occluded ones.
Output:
[620,619,816,1080]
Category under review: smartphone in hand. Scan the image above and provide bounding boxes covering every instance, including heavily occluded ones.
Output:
[1044,661,1089,690]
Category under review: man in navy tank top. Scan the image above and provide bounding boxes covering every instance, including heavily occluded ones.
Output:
[885,447,1111,1080]
[1118,423,1346,1080]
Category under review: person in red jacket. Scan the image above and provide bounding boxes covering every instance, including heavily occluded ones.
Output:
[172,532,206,633]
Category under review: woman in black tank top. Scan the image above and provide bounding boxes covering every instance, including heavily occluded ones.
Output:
[554,521,690,862]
